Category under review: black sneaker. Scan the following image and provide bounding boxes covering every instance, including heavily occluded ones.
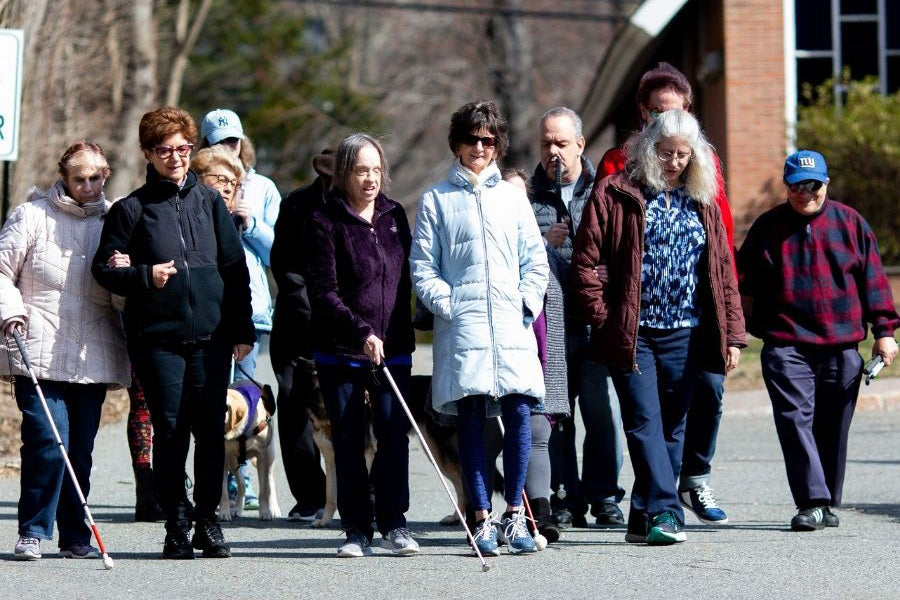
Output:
[791,507,826,531]
[162,530,194,560]
[824,507,840,527]
[551,508,573,529]
[192,520,231,557]
[591,501,625,527]
[646,511,687,545]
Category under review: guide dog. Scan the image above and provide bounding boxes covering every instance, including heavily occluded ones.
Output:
[294,358,468,527]
[220,380,282,521]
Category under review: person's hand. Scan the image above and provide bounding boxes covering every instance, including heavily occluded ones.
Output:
[231,196,252,229]
[873,336,898,367]
[726,346,741,372]
[233,344,253,361]
[544,222,568,248]
[151,260,177,288]
[363,334,385,366]
[3,318,25,339]
[107,250,131,269]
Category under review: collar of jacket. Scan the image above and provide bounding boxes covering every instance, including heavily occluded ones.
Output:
[448,158,501,191]
[326,190,397,225]
[28,180,109,218]
[144,163,199,197]
[531,155,596,199]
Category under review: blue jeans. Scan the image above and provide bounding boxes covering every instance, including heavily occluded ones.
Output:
[610,326,701,534]
[458,394,532,511]
[578,358,625,505]
[16,379,105,546]
[316,363,411,538]
[679,370,725,491]
[130,340,232,530]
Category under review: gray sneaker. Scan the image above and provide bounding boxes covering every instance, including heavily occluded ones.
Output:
[380,527,420,556]
[14,536,41,560]
[59,543,100,559]
[337,530,373,558]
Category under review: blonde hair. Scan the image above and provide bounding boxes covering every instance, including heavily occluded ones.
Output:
[624,109,717,205]
[191,145,245,181]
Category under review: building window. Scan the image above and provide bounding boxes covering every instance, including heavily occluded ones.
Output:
[794,0,899,102]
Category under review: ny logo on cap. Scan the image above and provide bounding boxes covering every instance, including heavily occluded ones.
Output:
[799,157,816,168]
[218,117,229,127]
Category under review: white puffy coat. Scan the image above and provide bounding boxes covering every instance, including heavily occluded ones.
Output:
[411,161,548,415]
[0,182,130,387]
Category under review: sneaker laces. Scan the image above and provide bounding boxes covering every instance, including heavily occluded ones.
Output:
[17,536,39,548]
[473,515,496,542]
[502,508,530,541]
[390,527,413,544]
[653,510,679,528]
[695,485,721,509]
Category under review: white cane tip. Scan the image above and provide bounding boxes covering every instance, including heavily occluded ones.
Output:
[102,555,114,570]
[535,534,548,551]
[482,563,491,572]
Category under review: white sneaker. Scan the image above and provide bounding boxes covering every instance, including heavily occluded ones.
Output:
[14,536,41,560]
[337,530,373,557]
[380,527,420,555]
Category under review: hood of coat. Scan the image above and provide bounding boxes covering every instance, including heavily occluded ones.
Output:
[448,158,502,192]
[27,180,109,218]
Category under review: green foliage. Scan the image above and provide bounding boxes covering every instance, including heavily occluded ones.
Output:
[796,76,900,264]
[182,0,382,192]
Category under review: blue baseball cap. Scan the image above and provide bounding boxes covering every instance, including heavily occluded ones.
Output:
[200,109,244,145]
[784,150,828,184]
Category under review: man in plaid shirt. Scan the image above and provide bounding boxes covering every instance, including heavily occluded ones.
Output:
[738,150,899,532]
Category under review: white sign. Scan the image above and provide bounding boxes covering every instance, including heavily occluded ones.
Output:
[0,29,24,161]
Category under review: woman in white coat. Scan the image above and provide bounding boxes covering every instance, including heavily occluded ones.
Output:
[411,100,548,557]
[0,142,130,560]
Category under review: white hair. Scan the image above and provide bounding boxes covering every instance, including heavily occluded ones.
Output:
[540,106,583,138]
[624,109,717,205]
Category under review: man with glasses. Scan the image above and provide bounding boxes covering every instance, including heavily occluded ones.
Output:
[529,107,626,530]
[738,150,899,531]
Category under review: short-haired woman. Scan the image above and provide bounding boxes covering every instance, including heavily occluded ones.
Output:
[0,142,130,560]
[303,133,417,558]
[411,100,549,557]
[92,107,255,559]
[572,110,745,545]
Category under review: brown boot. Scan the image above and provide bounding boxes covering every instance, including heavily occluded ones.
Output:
[134,466,166,522]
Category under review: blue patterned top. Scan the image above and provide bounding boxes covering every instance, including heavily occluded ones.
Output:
[640,186,706,328]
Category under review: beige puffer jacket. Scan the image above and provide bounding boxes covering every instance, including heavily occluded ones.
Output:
[0,182,130,388]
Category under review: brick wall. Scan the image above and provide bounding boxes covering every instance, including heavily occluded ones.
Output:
[722,0,787,243]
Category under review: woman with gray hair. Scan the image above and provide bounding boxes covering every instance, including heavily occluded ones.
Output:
[302,133,416,558]
[572,109,745,545]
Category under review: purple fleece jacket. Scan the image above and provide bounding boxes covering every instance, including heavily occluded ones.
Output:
[303,192,415,360]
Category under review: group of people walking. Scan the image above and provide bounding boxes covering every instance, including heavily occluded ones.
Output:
[2,61,896,562]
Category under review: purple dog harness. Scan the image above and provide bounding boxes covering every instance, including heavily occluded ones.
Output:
[231,381,270,463]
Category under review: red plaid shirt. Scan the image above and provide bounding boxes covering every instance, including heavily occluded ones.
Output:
[738,199,899,344]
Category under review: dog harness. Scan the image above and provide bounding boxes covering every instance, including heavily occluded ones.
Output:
[232,381,271,464]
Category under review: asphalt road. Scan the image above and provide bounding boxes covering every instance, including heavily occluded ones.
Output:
[1,349,898,599]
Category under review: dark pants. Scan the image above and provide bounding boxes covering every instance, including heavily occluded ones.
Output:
[130,341,232,531]
[458,394,532,511]
[610,326,701,534]
[761,343,862,508]
[16,379,105,546]
[274,358,325,513]
[483,412,553,500]
[317,363,411,539]
[680,370,725,491]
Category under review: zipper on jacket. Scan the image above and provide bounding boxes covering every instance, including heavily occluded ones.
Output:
[475,188,499,397]
[372,220,388,343]
[175,196,195,339]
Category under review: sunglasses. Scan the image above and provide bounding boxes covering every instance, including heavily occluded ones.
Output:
[153,143,194,159]
[787,180,823,193]
[460,134,497,148]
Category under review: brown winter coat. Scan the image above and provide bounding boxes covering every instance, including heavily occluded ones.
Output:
[571,171,745,372]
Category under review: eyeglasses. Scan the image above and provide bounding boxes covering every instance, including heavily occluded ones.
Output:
[461,134,497,148]
[657,150,692,163]
[787,180,823,193]
[203,173,241,189]
[153,143,194,159]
